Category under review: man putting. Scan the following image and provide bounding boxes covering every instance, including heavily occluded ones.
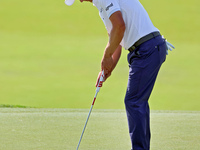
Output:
[80,0,174,149]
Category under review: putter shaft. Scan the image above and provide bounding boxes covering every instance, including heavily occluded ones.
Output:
[76,71,104,150]
[76,97,95,150]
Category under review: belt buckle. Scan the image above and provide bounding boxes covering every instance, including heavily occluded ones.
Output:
[129,45,136,52]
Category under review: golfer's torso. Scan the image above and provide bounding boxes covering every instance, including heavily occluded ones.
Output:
[93,0,159,50]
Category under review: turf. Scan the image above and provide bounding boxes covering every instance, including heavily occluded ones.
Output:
[0,1,199,149]
[0,108,200,150]
[0,0,200,110]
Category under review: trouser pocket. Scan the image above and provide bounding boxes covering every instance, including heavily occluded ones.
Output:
[158,41,167,64]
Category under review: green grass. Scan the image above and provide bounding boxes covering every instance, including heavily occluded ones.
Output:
[0,108,200,150]
[0,1,199,149]
[0,0,199,110]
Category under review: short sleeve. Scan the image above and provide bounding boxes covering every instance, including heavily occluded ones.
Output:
[100,0,121,18]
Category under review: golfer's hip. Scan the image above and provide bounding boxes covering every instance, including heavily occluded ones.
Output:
[127,35,165,65]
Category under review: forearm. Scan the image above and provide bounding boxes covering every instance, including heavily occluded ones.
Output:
[100,45,121,81]
[111,45,122,71]
[104,25,125,59]
[101,30,123,73]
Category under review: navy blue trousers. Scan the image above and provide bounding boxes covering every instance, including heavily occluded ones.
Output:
[125,35,166,150]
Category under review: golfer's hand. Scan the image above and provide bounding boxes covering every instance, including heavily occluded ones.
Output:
[166,41,175,55]
[101,56,113,80]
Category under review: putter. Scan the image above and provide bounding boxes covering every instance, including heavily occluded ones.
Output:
[76,70,105,150]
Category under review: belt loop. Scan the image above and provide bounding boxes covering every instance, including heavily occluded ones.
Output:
[152,32,155,38]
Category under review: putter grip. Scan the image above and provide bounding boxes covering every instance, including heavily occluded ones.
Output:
[99,70,104,82]
[96,70,104,92]
[98,70,104,84]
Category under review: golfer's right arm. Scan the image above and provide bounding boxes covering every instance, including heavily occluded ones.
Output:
[101,11,125,79]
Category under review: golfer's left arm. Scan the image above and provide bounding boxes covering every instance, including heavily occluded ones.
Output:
[101,11,125,77]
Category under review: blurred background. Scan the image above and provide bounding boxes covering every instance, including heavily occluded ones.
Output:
[0,0,199,110]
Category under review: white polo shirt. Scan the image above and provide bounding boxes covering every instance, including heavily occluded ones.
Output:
[93,0,159,50]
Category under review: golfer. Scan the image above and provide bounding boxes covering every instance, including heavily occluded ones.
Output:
[80,0,174,149]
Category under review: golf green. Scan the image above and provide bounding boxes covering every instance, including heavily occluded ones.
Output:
[0,108,200,150]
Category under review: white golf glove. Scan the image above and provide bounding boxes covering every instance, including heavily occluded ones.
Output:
[166,40,175,55]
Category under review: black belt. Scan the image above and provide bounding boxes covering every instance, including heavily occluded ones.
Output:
[128,31,161,52]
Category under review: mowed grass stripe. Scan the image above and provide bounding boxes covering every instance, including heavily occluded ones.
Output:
[0,109,200,150]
